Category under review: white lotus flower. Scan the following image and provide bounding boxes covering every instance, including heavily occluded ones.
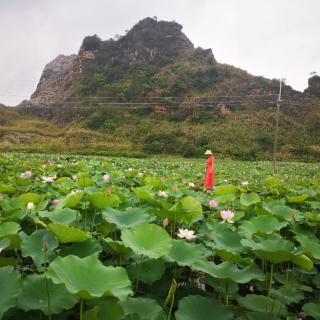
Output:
[241,181,249,186]
[27,202,34,210]
[42,175,56,183]
[20,171,32,178]
[157,190,168,197]
[188,182,195,188]
[177,228,197,240]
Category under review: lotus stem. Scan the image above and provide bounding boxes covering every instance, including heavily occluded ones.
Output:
[91,208,96,232]
[167,293,175,320]
[44,276,52,320]
[43,243,52,320]
[225,282,229,306]
[80,299,84,320]
[135,255,144,292]
[266,263,273,311]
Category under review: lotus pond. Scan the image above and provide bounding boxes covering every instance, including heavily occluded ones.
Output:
[0,153,319,320]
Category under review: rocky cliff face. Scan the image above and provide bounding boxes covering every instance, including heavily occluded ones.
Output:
[305,75,320,97]
[19,54,80,107]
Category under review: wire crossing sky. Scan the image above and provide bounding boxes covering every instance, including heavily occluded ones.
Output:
[1,0,319,106]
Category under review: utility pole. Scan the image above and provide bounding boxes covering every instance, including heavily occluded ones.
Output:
[272,79,283,175]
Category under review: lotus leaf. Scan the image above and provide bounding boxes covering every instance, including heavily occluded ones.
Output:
[47,255,132,300]
[21,229,58,269]
[121,223,172,259]
[48,223,90,243]
[17,274,78,315]
[122,297,164,320]
[0,266,22,319]
[175,295,234,320]
[102,207,154,229]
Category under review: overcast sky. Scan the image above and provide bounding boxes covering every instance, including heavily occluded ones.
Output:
[1,0,319,106]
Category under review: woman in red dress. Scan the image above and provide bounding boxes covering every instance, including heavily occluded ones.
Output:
[204,150,215,190]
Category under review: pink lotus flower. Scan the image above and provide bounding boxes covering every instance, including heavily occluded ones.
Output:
[52,199,60,205]
[220,210,235,224]
[103,174,110,182]
[72,175,78,181]
[209,199,218,209]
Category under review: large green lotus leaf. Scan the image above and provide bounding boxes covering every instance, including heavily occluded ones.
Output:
[18,193,42,204]
[21,229,58,270]
[89,192,121,209]
[129,258,166,285]
[39,208,78,224]
[309,201,320,209]
[47,255,132,300]
[291,254,313,270]
[121,223,172,259]
[164,239,208,267]
[211,228,244,253]
[215,184,237,195]
[171,196,203,223]
[84,298,125,320]
[239,215,288,237]
[237,294,287,316]
[48,223,90,243]
[203,275,239,295]
[0,184,15,193]
[246,312,279,320]
[102,207,155,229]
[104,238,132,254]
[262,202,299,221]
[77,177,93,187]
[17,274,78,315]
[122,297,164,320]
[264,176,283,187]
[15,176,32,186]
[59,191,84,208]
[0,239,10,253]
[175,295,234,320]
[193,260,265,283]
[295,233,320,259]
[303,302,320,320]
[0,222,20,238]
[287,194,309,203]
[133,187,154,203]
[0,266,22,320]
[241,238,294,264]
[59,238,102,258]
[304,211,320,222]
[270,287,304,305]
[240,192,261,207]
[215,193,236,205]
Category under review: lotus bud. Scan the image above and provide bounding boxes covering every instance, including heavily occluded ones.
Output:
[27,202,34,210]
[163,217,169,227]
[43,239,49,251]
[52,199,60,205]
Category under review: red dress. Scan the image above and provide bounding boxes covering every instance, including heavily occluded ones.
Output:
[204,155,215,189]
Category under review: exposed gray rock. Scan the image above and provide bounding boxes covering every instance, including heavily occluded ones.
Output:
[19,54,80,107]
